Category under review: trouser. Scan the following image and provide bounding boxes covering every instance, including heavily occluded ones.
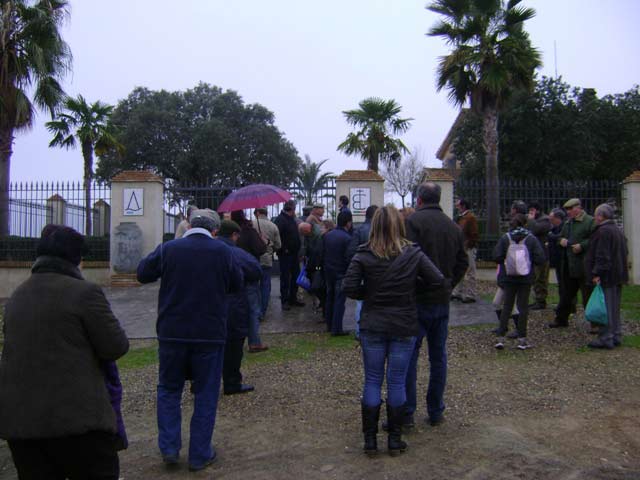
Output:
[405,303,449,421]
[555,276,593,325]
[246,282,262,346]
[157,341,224,467]
[278,254,299,304]
[599,285,623,343]
[532,261,550,304]
[497,284,531,337]
[223,337,245,390]
[8,431,119,480]
[452,247,477,300]
[259,266,272,317]
[354,300,363,338]
[325,272,346,334]
[360,333,416,408]
[492,287,519,315]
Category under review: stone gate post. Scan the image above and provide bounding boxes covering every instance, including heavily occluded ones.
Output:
[623,171,640,285]
[335,170,385,223]
[422,168,455,219]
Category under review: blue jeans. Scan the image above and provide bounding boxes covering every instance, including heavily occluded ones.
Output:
[354,300,363,339]
[405,303,449,421]
[157,341,224,467]
[246,282,262,346]
[360,333,416,408]
[325,272,346,334]
[259,266,272,317]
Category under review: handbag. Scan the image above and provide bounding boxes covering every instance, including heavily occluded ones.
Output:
[585,284,608,325]
[296,263,311,291]
[310,269,325,294]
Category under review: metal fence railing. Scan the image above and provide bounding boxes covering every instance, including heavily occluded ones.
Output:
[454,178,623,261]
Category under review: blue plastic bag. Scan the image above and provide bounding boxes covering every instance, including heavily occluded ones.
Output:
[296,263,311,291]
[585,284,608,325]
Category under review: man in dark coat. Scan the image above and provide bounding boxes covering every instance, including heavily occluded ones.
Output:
[137,209,242,472]
[404,182,468,428]
[274,200,304,310]
[0,225,129,479]
[527,201,552,310]
[218,220,263,392]
[323,210,353,335]
[549,198,595,329]
[585,204,629,349]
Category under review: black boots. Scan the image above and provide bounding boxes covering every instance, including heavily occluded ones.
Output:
[386,404,408,456]
[361,402,380,457]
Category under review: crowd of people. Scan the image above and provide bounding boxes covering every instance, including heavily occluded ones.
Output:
[0,182,630,476]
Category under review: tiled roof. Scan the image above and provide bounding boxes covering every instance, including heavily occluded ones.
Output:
[623,170,640,183]
[111,170,164,183]
[422,168,455,182]
[436,109,469,160]
[336,170,384,181]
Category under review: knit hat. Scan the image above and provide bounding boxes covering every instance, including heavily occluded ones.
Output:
[37,224,88,266]
[219,220,241,237]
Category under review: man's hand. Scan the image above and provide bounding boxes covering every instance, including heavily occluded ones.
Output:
[571,244,582,254]
[592,276,600,285]
[560,238,568,247]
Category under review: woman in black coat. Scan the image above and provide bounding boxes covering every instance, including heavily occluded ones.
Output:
[343,206,443,457]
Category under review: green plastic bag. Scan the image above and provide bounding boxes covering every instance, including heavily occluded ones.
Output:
[585,284,608,325]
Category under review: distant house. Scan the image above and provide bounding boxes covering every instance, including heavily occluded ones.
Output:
[435,109,469,170]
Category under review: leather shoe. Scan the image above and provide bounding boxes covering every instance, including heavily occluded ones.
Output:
[248,344,269,353]
[188,450,217,472]
[224,384,255,395]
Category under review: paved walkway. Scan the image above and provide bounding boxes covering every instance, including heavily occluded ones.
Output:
[106,278,495,339]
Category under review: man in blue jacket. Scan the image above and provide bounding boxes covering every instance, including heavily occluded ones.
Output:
[137,209,242,472]
[217,220,263,393]
[323,211,353,335]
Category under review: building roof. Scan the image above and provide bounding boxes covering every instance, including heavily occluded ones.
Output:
[435,109,469,161]
[421,168,456,182]
[111,170,164,183]
[623,170,640,183]
[336,170,384,181]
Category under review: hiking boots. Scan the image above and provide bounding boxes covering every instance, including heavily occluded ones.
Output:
[361,402,380,457]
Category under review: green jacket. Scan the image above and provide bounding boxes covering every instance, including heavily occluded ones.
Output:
[558,211,595,278]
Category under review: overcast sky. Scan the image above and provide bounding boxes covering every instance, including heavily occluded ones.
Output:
[10,0,640,183]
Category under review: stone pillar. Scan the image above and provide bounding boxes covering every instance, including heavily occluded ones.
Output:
[422,168,455,219]
[109,171,164,286]
[335,170,385,224]
[93,199,110,237]
[623,171,640,285]
[46,194,67,225]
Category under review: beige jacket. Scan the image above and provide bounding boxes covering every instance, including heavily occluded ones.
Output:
[254,216,282,267]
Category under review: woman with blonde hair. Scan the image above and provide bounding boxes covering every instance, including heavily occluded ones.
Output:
[343,206,443,457]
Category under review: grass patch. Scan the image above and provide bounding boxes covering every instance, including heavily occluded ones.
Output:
[622,335,640,349]
[117,345,158,370]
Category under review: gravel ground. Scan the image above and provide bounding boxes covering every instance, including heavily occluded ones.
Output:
[2,282,640,479]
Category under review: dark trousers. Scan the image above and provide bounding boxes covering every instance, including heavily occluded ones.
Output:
[325,272,346,334]
[8,431,119,480]
[555,276,593,325]
[532,261,550,304]
[405,303,449,421]
[157,341,224,468]
[223,337,245,390]
[498,283,531,337]
[279,254,299,304]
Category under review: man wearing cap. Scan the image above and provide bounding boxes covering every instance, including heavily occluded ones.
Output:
[274,200,304,310]
[549,198,595,329]
[254,208,281,319]
[137,209,242,472]
[217,220,262,391]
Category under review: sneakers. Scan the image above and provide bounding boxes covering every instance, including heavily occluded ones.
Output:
[506,331,519,339]
[517,337,533,350]
[188,450,217,472]
[494,337,505,350]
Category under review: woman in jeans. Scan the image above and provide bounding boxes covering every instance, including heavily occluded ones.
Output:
[493,214,545,350]
[343,206,443,457]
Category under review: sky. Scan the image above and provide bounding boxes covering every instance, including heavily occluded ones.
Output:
[10,0,640,183]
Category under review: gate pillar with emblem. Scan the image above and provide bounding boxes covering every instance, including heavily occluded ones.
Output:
[109,171,164,286]
[335,170,385,224]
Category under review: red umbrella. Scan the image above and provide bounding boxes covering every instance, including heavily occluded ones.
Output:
[217,184,292,212]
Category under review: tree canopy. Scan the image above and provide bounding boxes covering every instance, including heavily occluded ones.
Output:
[97,83,301,187]
[452,77,640,181]
[293,154,334,207]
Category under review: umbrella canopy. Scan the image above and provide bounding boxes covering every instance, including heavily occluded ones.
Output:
[217,184,292,212]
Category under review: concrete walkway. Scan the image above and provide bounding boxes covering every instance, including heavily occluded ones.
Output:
[106,278,495,339]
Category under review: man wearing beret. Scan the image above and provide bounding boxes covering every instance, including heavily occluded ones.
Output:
[137,209,242,472]
[548,199,595,329]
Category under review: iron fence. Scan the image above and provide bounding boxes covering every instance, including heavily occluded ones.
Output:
[1,181,111,261]
[454,178,623,260]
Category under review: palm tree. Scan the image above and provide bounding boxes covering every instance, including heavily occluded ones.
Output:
[0,0,71,235]
[427,0,541,235]
[293,154,334,206]
[337,98,412,172]
[46,95,122,235]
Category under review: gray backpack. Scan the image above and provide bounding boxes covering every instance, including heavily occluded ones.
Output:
[505,233,531,276]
